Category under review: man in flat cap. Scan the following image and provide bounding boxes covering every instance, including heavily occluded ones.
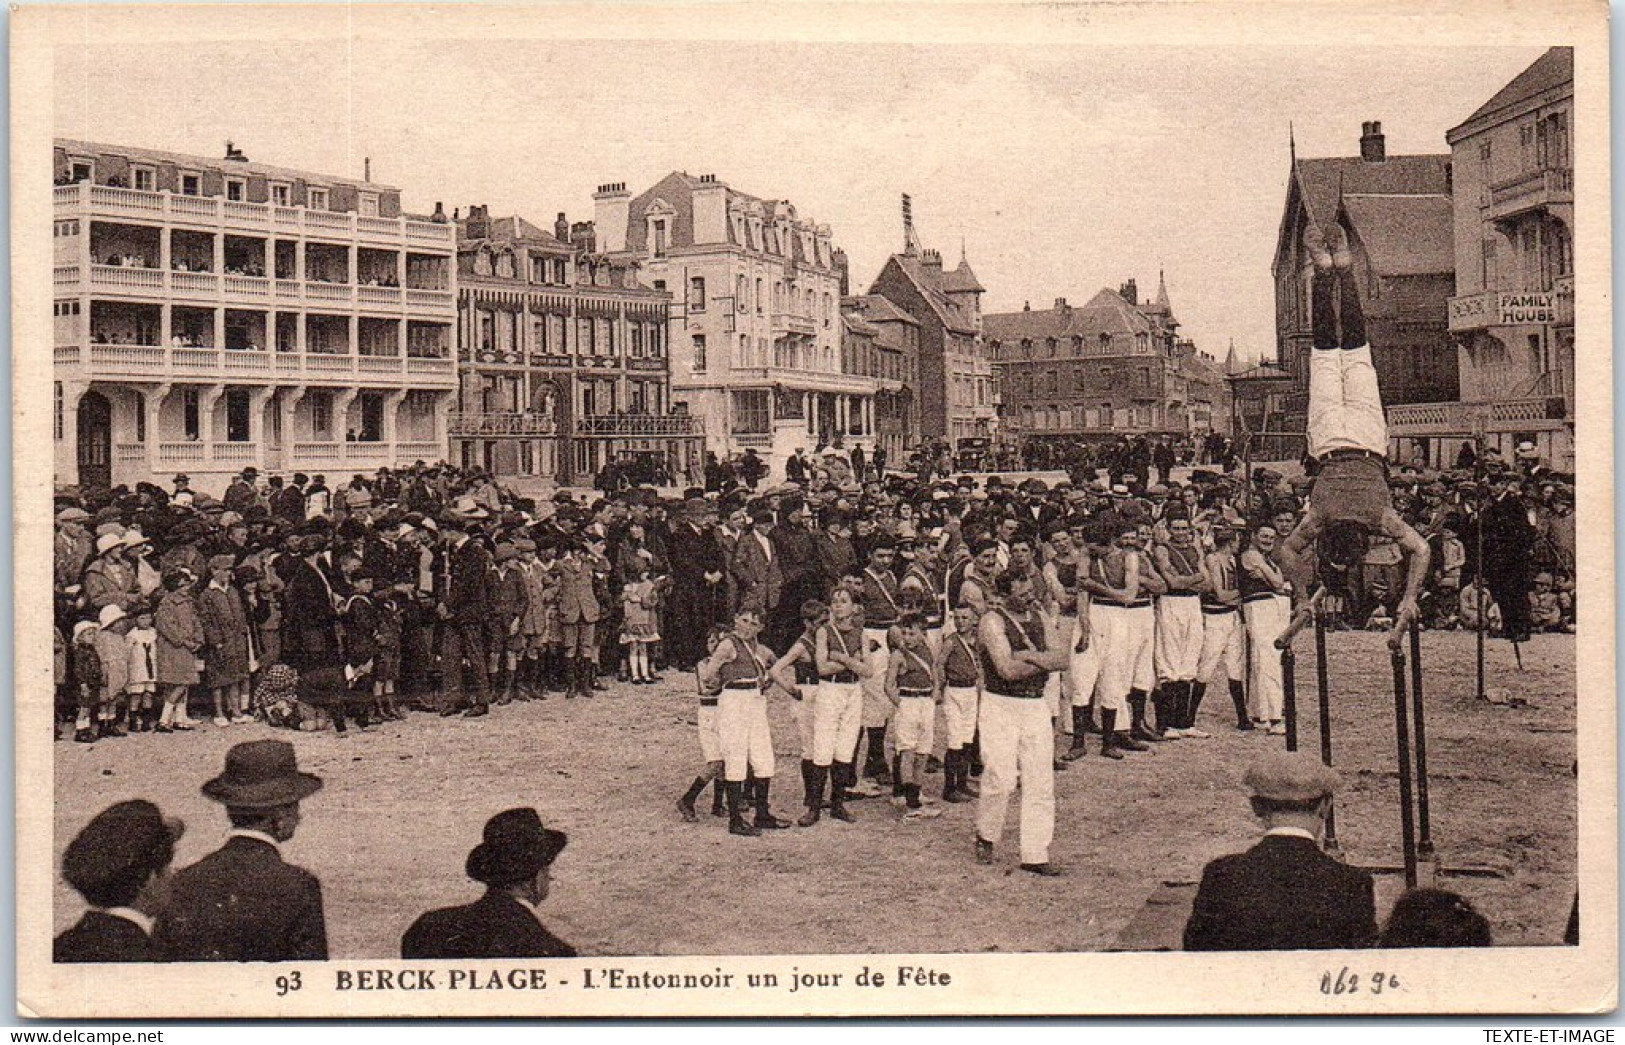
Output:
[155,740,328,961]
[1183,751,1376,951]
[401,808,575,959]
[55,800,184,962]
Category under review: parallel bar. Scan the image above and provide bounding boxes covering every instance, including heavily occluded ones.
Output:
[1391,646,1419,889]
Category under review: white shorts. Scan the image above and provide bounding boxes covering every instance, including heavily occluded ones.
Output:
[893,694,936,753]
[1070,606,1105,709]
[942,685,979,748]
[697,701,722,763]
[1155,595,1204,682]
[811,680,864,766]
[1308,343,1387,458]
[1043,673,1063,719]
[717,686,774,781]
[1099,604,1154,705]
[1197,609,1246,684]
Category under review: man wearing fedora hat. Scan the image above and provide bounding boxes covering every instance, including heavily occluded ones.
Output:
[401,807,575,959]
[1183,751,1376,951]
[55,799,185,962]
[155,740,328,961]
[438,508,494,716]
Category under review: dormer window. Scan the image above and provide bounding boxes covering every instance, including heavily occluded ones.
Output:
[307,187,330,210]
[359,192,380,217]
[270,182,291,206]
[225,177,246,202]
[180,172,201,196]
[132,166,156,192]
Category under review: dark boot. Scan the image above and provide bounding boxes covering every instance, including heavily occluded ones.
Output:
[1060,707,1091,761]
[1155,682,1183,733]
[753,778,790,829]
[495,667,514,706]
[864,726,890,782]
[891,753,905,799]
[1098,710,1125,759]
[1229,679,1252,730]
[829,761,856,821]
[798,764,827,826]
[589,661,608,692]
[1186,681,1207,730]
[1078,704,1099,734]
[711,777,727,817]
[678,775,709,822]
[1129,689,1165,742]
[562,657,578,699]
[726,780,760,836]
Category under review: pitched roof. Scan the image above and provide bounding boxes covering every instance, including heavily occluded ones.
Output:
[842,311,880,338]
[1453,47,1573,137]
[877,254,979,335]
[941,259,984,293]
[456,213,571,251]
[844,294,920,326]
[1341,195,1454,277]
[983,287,1155,344]
[1293,154,1451,231]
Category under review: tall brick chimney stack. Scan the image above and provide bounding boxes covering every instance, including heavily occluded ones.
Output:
[1360,120,1386,163]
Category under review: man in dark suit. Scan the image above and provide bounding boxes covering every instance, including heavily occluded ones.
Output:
[665,498,726,671]
[55,800,184,962]
[730,506,781,621]
[1480,467,1537,643]
[439,507,494,716]
[1184,751,1377,951]
[279,533,341,674]
[271,473,308,526]
[401,807,575,959]
[155,740,328,962]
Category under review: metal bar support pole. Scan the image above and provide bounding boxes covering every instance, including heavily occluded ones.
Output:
[1315,612,1336,853]
[1281,645,1298,752]
[1391,644,1419,889]
[1410,621,1434,859]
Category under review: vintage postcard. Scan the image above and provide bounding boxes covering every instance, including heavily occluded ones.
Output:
[13,0,1614,1018]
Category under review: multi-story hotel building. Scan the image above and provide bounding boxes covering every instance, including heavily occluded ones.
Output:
[1430,47,1574,468]
[451,206,703,486]
[985,276,1227,447]
[594,172,878,479]
[53,139,457,493]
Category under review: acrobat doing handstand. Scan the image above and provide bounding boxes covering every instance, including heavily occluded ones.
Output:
[1278,223,1431,634]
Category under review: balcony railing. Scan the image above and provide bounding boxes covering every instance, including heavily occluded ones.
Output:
[69,262,454,315]
[395,441,445,463]
[1386,396,1568,434]
[574,414,703,437]
[56,181,456,250]
[56,343,456,384]
[447,411,558,436]
[773,311,817,335]
[1485,167,1573,222]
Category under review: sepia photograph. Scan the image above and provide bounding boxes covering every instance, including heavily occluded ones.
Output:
[12,0,1613,1018]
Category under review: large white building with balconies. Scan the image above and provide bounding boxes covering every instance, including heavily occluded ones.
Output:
[1433,47,1574,469]
[52,139,458,493]
[594,172,876,479]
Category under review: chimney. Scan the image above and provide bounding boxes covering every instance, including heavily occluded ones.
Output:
[833,248,850,296]
[223,140,247,162]
[431,201,447,224]
[555,212,570,242]
[466,204,490,241]
[593,181,632,253]
[1054,297,1068,311]
[1120,278,1139,305]
[1023,301,1031,311]
[364,156,372,182]
[570,221,597,253]
[921,248,942,273]
[1360,120,1386,163]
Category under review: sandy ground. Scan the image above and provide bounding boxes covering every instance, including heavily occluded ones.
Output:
[53,630,1575,957]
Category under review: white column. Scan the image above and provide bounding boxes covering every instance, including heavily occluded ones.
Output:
[247,387,275,469]
[213,307,226,350]
[196,384,226,464]
[382,388,408,459]
[58,381,89,486]
[212,233,225,277]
